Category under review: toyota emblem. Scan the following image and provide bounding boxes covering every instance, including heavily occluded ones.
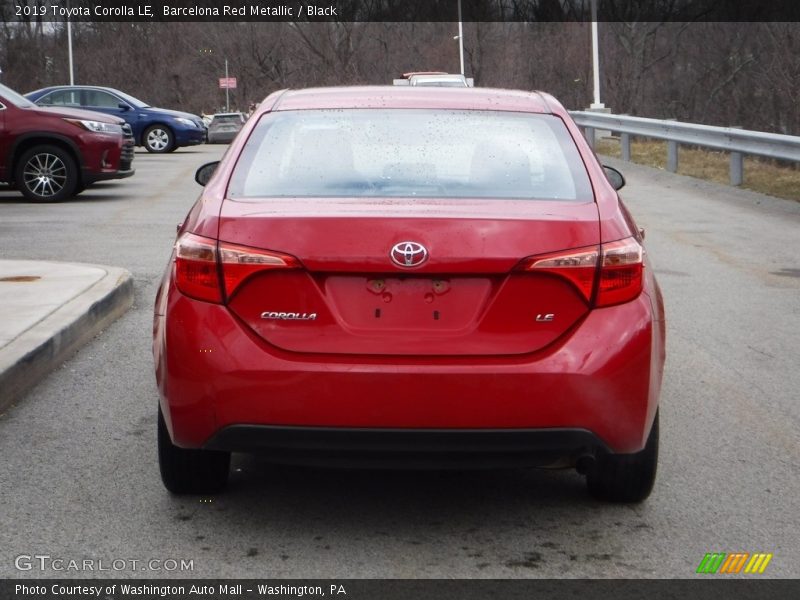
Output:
[390,241,428,267]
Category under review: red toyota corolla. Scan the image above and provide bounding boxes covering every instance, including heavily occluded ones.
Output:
[153,86,665,502]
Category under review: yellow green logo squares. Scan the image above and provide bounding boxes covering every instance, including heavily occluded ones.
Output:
[696,552,773,574]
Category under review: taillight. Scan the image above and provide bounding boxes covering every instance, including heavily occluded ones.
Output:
[174,232,299,304]
[219,242,299,298]
[518,245,599,302]
[596,237,644,307]
[175,233,222,303]
[518,236,644,307]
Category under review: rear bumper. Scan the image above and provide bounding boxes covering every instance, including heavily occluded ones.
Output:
[207,131,237,144]
[154,281,663,456]
[204,425,610,468]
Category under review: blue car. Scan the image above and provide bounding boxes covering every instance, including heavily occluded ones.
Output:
[25,86,206,153]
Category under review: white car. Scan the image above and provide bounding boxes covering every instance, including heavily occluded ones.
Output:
[393,72,473,87]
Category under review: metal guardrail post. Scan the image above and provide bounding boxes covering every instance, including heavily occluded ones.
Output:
[667,140,679,173]
[621,133,631,161]
[730,152,744,186]
[729,126,743,186]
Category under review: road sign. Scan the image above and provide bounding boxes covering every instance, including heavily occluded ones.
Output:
[219,77,237,89]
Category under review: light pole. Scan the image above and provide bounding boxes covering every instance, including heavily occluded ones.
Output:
[457,0,465,75]
[199,49,230,112]
[590,0,604,108]
[67,1,74,85]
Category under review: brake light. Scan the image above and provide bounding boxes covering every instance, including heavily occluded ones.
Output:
[175,233,222,303]
[174,233,300,303]
[596,237,644,307]
[519,245,599,302]
[219,242,299,298]
[518,236,643,306]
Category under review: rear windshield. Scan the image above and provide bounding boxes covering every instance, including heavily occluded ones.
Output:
[228,109,593,201]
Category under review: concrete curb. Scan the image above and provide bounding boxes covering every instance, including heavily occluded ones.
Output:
[0,265,134,413]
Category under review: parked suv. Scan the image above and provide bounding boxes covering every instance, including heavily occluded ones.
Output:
[207,112,246,144]
[0,83,134,202]
[26,86,206,153]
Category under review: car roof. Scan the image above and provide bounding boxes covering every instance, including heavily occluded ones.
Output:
[31,85,123,94]
[269,86,556,114]
[402,71,449,77]
[409,74,467,83]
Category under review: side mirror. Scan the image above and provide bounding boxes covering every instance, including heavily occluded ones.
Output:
[195,161,219,186]
[118,103,131,111]
[603,165,625,191]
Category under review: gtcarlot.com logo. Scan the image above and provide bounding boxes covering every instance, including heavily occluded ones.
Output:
[696,552,773,575]
[14,554,194,572]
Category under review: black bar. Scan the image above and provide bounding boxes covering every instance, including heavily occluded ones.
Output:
[3,579,799,600]
[204,425,607,453]
[6,0,800,23]
[203,425,607,468]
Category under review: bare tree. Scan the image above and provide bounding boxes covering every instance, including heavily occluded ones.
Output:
[0,17,796,135]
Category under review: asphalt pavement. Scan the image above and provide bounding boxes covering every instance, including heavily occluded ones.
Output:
[0,145,797,579]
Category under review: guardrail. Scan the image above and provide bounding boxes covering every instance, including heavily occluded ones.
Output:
[569,111,800,186]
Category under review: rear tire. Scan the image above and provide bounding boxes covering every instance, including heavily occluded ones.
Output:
[158,406,230,494]
[15,145,78,202]
[586,411,659,503]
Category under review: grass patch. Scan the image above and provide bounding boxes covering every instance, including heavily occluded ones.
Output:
[596,138,800,202]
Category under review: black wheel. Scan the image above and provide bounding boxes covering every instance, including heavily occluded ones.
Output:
[143,125,175,153]
[158,406,230,494]
[586,411,659,503]
[15,145,78,202]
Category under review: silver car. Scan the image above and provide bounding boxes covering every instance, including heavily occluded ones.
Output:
[207,112,246,144]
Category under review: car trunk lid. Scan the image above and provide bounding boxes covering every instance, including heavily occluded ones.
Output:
[219,198,600,356]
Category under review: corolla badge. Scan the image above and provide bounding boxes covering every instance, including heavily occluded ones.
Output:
[390,241,428,267]
[261,311,317,320]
